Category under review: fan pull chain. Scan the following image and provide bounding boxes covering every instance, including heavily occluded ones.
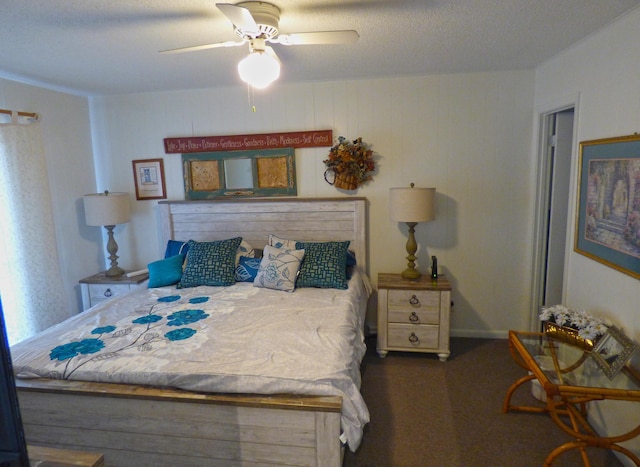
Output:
[247,84,256,112]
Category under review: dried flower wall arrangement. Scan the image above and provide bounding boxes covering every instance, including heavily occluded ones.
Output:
[323,136,375,190]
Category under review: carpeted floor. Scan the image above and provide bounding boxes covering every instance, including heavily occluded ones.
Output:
[343,336,624,467]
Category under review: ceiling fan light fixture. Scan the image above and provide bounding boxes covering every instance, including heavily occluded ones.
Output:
[237,49,281,89]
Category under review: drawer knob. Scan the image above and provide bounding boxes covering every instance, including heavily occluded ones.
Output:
[104,288,113,298]
[408,332,419,344]
[409,295,420,306]
[409,312,419,323]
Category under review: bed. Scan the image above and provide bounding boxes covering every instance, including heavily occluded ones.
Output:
[12,197,370,466]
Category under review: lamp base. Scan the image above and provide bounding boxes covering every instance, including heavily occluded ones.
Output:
[105,265,125,277]
[104,225,125,277]
[401,222,421,280]
[401,267,422,280]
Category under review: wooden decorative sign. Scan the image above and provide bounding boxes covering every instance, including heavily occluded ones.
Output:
[164,130,333,154]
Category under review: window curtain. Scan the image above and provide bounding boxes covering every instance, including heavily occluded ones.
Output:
[0,113,67,346]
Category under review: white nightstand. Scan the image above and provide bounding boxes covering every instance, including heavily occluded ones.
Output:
[377,273,452,361]
[79,271,149,311]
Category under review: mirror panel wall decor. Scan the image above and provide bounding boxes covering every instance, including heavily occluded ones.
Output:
[182,148,296,199]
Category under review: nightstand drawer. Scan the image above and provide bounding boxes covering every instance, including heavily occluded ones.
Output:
[388,289,440,310]
[87,283,131,303]
[387,324,439,349]
[388,308,439,325]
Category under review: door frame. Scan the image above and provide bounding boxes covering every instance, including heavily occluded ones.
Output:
[528,95,580,331]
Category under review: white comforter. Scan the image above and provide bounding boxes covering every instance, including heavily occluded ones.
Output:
[11,271,371,451]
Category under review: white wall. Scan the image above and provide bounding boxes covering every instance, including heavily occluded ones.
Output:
[535,7,640,342]
[535,7,640,464]
[89,70,535,336]
[0,78,99,318]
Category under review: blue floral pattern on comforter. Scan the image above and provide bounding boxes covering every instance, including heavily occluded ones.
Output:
[48,294,210,379]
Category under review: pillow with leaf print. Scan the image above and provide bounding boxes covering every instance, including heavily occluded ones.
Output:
[268,234,298,250]
[235,256,261,282]
[253,245,305,292]
[179,237,242,288]
[235,239,256,265]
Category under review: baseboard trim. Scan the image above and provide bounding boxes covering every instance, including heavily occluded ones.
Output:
[450,329,509,339]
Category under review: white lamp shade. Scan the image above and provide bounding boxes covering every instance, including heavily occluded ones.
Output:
[83,192,131,226]
[390,186,436,223]
[238,48,281,89]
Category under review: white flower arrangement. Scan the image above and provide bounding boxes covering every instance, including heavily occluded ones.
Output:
[539,304,609,341]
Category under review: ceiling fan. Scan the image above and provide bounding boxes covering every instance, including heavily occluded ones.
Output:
[160,1,359,89]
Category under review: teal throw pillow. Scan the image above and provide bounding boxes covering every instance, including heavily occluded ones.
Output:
[148,254,186,288]
[295,241,350,289]
[253,245,305,292]
[179,237,242,288]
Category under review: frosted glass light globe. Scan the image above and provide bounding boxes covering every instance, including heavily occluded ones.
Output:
[238,51,281,89]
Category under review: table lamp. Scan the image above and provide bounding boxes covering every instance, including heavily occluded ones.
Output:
[390,183,436,280]
[83,191,131,277]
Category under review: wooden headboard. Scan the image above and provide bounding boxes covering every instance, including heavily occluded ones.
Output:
[158,197,368,273]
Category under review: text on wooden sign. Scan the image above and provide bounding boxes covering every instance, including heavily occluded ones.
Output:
[164,130,333,153]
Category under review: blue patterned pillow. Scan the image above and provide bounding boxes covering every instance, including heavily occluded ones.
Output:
[271,234,356,266]
[295,241,350,289]
[179,237,242,288]
[164,240,189,259]
[235,256,261,282]
[167,239,253,265]
[253,245,305,292]
[148,254,186,288]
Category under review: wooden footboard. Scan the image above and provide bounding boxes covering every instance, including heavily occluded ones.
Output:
[16,379,343,466]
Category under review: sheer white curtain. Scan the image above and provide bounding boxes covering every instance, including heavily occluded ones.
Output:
[0,112,67,345]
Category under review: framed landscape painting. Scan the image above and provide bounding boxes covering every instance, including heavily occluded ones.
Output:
[575,134,640,280]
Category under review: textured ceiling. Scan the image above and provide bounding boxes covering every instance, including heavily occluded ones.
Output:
[0,0,638,96]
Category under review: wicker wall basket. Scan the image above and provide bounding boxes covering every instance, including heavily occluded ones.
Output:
[543,321,595,350]
[324,169,360,190]
[333,173,359,190]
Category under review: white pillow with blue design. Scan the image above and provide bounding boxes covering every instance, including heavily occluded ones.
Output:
[235,239,256,264]
[268,234,298,250]
[253,245,305,292]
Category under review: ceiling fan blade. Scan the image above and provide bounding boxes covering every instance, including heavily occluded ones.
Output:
[272,30,359,46]
[159,40,246,54]
[216,3,260,35]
